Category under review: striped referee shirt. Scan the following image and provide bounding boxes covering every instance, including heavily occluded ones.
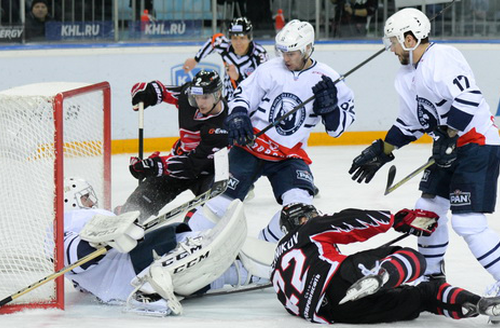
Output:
[194,33,268,101]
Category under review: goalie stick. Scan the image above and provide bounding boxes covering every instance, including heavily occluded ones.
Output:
[384,159,435,195]
[0,147,229,309]
[138,101,144,185]
[185,282,273,299]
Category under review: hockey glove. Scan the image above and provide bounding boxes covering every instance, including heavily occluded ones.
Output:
[224,107,254,146]
[129,152,165,180]
[432,126,458,168]
[131,81,165,110]
[393,209,439,237]
[349,139,394,184]
[312,75,338,115]
[165,155,196,180]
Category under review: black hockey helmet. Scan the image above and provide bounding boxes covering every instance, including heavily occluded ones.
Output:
[280,203,319,234]
[188,70,223,107]
[228,17,253,39]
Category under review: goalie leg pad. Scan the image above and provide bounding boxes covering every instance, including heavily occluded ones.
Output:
[187,195,234,231]
[150,199,247,296]
[238,237,275,279]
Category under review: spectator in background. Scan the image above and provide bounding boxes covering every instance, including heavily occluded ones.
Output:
[470,0,489,20]
[331,0,378,38]
[25,0,53,41]
[1,0,21,24]
[129,0,154,21]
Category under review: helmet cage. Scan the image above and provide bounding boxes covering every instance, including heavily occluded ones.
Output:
[64,177,98,212]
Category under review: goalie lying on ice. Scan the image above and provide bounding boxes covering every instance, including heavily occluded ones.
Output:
[63,177,272,316]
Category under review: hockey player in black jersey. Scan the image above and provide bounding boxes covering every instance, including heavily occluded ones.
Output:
[118,70,228,221]
[183,17,268,101]
[271,203,500,324]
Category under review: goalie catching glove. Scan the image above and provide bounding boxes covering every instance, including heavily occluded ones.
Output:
[129,152,196,180]
[79,211,144,253]
[393,209,439,237]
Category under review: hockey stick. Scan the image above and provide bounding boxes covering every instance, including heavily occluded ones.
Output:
[255,47,385,139]
[138,101,145,185]
[0,246,109,307]
[0,148,229,309]
[380,233,410,247]
[384,159,435,195]
[254,0,457,139]
[185,282,273,299]
[142,146,229,231]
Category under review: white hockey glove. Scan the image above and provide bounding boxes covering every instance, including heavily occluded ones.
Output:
[79,211,144,253]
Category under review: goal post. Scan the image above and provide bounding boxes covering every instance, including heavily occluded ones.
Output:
[0,82,111,314]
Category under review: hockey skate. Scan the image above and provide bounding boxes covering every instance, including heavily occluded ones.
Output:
[485,281,500,324]
[478,296,500,317]
[458,296,500,321]
[124,290,174,317]
[339,262,389,305]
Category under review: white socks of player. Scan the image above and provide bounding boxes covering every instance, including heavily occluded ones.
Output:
[452,212,500,281]
[258,188,313,243]
[415,195,450,276]
[210,260,249,289]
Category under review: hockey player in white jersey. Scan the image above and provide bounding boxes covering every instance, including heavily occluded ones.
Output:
[187,19,355,243]
[63,177,271,316]
[348,7,500,313]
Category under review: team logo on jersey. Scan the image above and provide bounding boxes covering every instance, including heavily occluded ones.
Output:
[269,93,305,136]
[450,189,471,206]
[416,96,439,132]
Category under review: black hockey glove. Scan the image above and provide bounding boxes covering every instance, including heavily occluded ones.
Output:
[349,139,394,184]
[129,152,164,180]
[393,209,439,237]
[131,81,164,110]
[432,126,458,168]
[165,155,196,180]
[312,75,338,115]
[224,107,254,146]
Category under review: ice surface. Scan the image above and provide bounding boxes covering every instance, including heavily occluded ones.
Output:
[2,144,499,327]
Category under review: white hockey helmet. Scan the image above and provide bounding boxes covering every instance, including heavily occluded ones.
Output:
[383,8,431,51]
[275,19,315,59]
[64,177,98,212]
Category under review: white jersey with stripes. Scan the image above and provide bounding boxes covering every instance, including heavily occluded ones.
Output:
[390,43,500,147]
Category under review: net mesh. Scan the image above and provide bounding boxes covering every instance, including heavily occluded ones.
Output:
[0,83,109,307]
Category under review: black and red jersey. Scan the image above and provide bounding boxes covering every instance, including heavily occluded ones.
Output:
[158,83,228,177]
[271,209,394,323]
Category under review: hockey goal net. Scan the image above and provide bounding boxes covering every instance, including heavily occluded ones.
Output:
[0,82,111,313]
